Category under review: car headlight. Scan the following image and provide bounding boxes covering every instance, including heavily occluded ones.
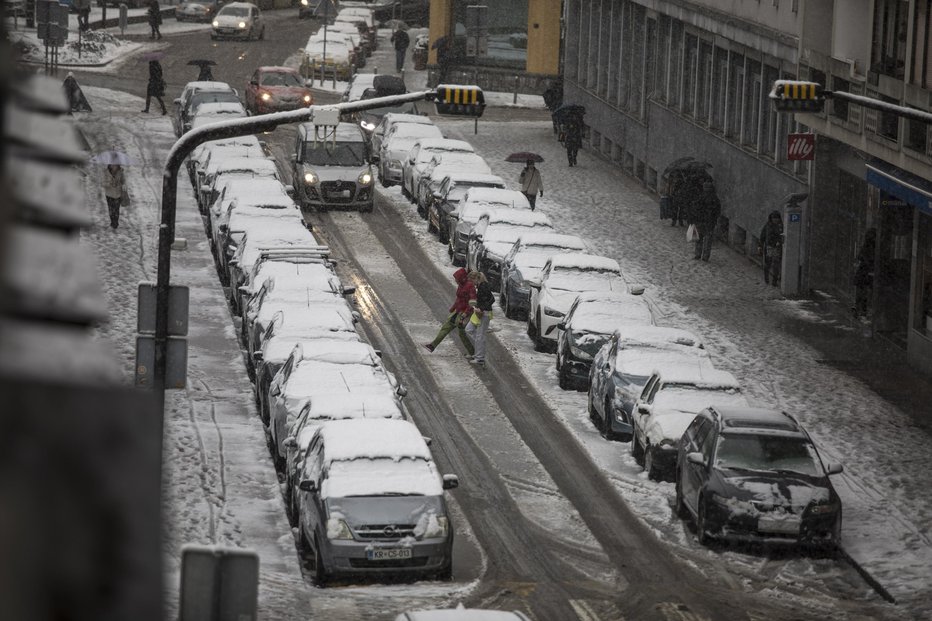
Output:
[303,94,312,103]
[238,21,246,28]
[708,492,729,506]
[326,517,353,540]
[810,502,839,515]
[212,20,219,26]
[433,515,449,538]
[260,92,271,101]
[300,0,307,5]
[543,307,565,318]
[659,438,677,448]
[303,171,318,184]
[358,171,372,185]
[360,120,376,131]
[569,342,591,361]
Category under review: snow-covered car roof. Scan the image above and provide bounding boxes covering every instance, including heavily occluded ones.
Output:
[319,419,432,463]
[197,145,266,171]
[614,325,704,350]
[205,155,278,177]
[567,293,654,333]
[388,123,443,140]
[284,360,396,400]
[656,365,741,390]
[516,232,587,252]
[225,190,295,212]
[441,171,504,187]
[295,395,403,447]
[289,339,380,367]
[255,298,355,334]
[549,253,621,273]
[457,202,497,224]
[425,154,491,178]
[238,226,320,267]
[616,348,714,378]
[250,260,337,291]
[305,38,352,57]
[345,74,377,101]
[462,187,530,209]
[325,455,442,498]
[482,208,552,228]
[227,208,302,234]
[380,112,433,128]
[413,138,475,154]
[192,135,261,161]
[400,610,529,621]
[194,101,247,115]
[182,80,235,94]
[261,327,359,362]
[645,388,749,446]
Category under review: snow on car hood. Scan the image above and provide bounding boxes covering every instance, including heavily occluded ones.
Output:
[324,457,442,498]
[483,241,518,262]
[255,299,355,332]
[720,475,831,515]
[570,297,654,335]
[319,419,432,462]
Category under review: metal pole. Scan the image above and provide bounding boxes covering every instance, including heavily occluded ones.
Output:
[826,90,932,124]
[321,0,328,87]
[513,74,518,105]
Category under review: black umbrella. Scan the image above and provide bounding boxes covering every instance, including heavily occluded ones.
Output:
[661,156,695,179]
[187,59,217,81]
[505,152,544,163]
[431,35,449,50]
[552,103,586,122]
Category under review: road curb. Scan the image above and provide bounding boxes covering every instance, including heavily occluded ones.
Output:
[838,546,897,604]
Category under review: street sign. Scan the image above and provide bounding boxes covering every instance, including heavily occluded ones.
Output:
[137,283,189,335]
[433,85,486,117]
[135,336,187,388]
[465,4,488,57]
[787,133,815,161]
[769,80,825,113]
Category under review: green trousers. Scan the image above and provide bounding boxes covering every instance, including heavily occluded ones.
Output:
[430,311,475,356]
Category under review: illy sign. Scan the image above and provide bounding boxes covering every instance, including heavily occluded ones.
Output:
[787,133,815,161]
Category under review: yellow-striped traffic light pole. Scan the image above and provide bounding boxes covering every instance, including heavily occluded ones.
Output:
[770,79,932,124]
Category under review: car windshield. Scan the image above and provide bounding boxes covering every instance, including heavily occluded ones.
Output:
[715,434,823,477]
[220,6,249,16]
[302,141,366,166]
[260,72,303,87]
[327,495,443,525]
[548,270,617,292]
[190,91,240,113]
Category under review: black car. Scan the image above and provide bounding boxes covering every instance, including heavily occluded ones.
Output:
[675,406,843,549]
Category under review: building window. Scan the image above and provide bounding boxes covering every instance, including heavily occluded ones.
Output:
[683,34,698,116]
[832,76,850,121]
[912,0,932,87]
[630,4,645,116]
[646,18,658,108]
[727,53,744,138]
[760,65,779,157]
[669,21,683,108]
[697,41,712,123]
[711,48,728,130]
[655,16,669,104]
[905,112,930,152]
[743,60,762,148]
[879,94,901,141]
[871,0,909,79]
[608,0,623,105]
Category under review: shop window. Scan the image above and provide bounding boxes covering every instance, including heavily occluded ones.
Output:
[452,0,528,69]
[727,54,745,138]
[711,50,728,131]
[916,213,932,336]
[655,16,669,104]
[743,60,762,148]
[872,0,909,80]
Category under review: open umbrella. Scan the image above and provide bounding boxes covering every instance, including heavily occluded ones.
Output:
[88,150,136,166]
[505,152,544,163]
[187,59,217,81]
[661,156,695,179]
[552,103,586,122]
[141,51,165,62]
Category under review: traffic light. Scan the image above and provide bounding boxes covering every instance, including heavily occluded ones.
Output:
[769,80,825,113]
[432,85,486,117]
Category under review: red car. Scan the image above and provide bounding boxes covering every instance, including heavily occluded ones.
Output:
[245,66,314,115]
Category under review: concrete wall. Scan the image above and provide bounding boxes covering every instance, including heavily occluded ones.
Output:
[831,0,871,73]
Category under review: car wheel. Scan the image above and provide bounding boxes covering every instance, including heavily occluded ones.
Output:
[503,291,517,320]
[533,312,547,352]
[435,562,453,581]
[314,537,330,586]
[630,428,645,465]
[558,358,573,391]
[696,497,712,546]
[600,398,614,440]
[645,445,661,481]
[674,477,689,518]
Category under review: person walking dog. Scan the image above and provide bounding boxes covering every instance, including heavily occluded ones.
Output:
[465,272,494,367]
[391,27,410,73]
[424,268,477,356]
[102,164,128,229]
[519,160,543,210]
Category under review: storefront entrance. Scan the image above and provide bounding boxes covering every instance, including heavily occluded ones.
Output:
[874,194,914,347]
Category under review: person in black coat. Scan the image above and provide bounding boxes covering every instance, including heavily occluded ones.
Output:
[142,60,167,114]
[564,118,583,166]
[147,0,163,40]
[689,180,721,261]
[853,228,877,318]
[759,210,784,286]
[391,28,410,73]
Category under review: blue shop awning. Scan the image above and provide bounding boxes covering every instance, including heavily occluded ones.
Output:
[865,159,932,216]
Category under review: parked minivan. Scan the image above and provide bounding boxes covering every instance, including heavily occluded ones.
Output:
[292,121,374,213]
[295,419,459,584]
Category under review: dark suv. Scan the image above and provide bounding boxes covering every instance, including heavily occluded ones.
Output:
[675,406,843,549]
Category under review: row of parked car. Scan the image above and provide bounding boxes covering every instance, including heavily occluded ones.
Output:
[302,4,379,81]
[181,70,460,584]
[381,113,845,551]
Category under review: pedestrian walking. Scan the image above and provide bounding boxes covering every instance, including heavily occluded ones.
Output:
[390,27,410,74]
[75,0,91,31]
[147,0,163,40]
[759,210,784,286]
[102,164,128,229]
[142,60,167,114]
[519,160,543,210]
[465,272,494,367]
[668,171,689,227]
[688,180,721,262]
[542,80,563,135]
[424,268,477,356]
[564,119,583,166]
[853,228,877,318]
[432,35,451,84]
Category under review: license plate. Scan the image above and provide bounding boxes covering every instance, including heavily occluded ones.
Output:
[366,547,412,561]
[341,189,351,198]
[758,515,801,534]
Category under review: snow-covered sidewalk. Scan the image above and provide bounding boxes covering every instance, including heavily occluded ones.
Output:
[383,119,932,615]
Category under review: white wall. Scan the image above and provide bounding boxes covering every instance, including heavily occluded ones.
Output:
[831,0,872,74]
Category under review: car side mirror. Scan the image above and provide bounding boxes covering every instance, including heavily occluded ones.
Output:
[686,452,705,467]
[557,322,566,330]
[627,284,646,296]
[284,185,294,197]
[826,462,843,475]
[342,285,356,296]
[250,80,259,86]
[200,183,211,194]
[432,191,442,199]
[528,281,541,289]
[637,403,651,415]
[396,385,408,398]
[283,436,297,449]
[298,479,317,493]
[252,351,263,363]
[442,474,459,490]
[290,154,297,162]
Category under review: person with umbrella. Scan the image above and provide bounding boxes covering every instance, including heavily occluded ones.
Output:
[101,161,129,229]
[688,180,721,262]
[188,59,217,82]
[431,35,451,84]
[758,210,784,286]
[564,117,583,167]
[519,158,544,210]
[142,59,167,114]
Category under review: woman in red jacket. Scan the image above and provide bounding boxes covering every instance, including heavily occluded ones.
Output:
[424,268,477,356]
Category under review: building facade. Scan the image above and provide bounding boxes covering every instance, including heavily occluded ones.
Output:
[798,0,932,375]
[562,0,932,375]
[427,0,561,92]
